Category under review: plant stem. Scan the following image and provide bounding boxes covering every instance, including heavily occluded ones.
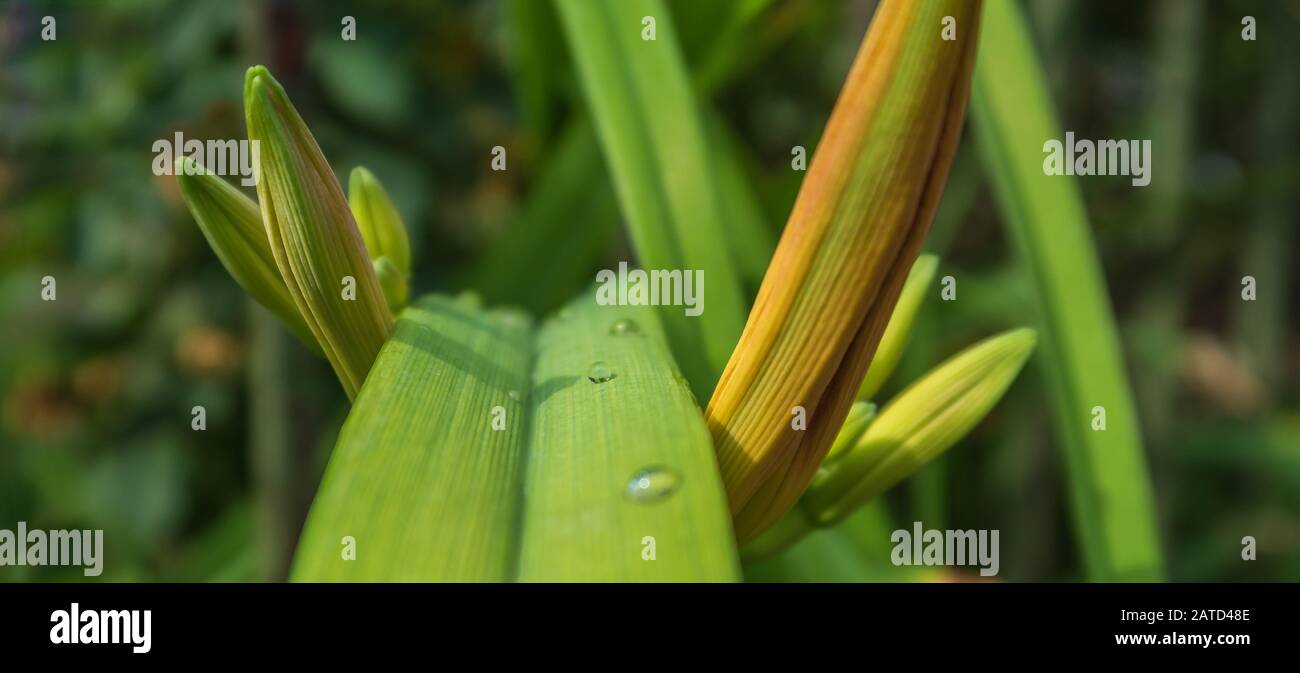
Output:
[971,0,1164,581]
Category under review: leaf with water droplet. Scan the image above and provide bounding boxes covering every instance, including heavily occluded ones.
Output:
[609,318,640,336]
[516,295,739,581]
[587,361,616,383]
[625,466,681,503]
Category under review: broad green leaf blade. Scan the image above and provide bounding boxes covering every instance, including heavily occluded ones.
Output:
[291,295,533,581]
[517,295,739,581]
[971,0,1164,580]
[554,0,747,400]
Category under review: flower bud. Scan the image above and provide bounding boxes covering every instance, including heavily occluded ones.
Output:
[349,166,412,278]
[857,254,938,401]
[244,65,393,399]
[803,328,1036,526]
[176,157,319,352]
[705,0,984,542]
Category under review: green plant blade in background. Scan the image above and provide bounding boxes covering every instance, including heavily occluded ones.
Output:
[708,113,776,294]
[292,296,533,581]
[971,0,1164,580]
[477,0,780,319]
[554,0,747,400]
[467,120,619,315]
[505,0,566,151]
[516,297,739,581]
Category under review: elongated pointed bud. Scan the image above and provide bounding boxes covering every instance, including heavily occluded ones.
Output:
[372,256,408,314]
[803,328,1036,525]
[176,157,320,352]
[244,65,393,399]
[349,167,412,278]
[706,0,983,542]
[857,254,938,401]
[742,329,1032,558]
[825,400,876,462]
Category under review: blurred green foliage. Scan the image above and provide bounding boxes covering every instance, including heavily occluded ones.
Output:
[0,0,1296,582]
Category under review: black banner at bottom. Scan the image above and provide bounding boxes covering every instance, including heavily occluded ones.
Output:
[0,582,1289,660]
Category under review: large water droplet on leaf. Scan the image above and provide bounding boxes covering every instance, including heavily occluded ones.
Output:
[625,467,681,503]
[609,319,640,336]
[587,361,616,383]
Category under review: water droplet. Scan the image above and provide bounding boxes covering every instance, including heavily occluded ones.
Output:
[609,318,640,336]
[508,389,521,402]
[587,361,616,383]
[558,307,575,321]
[625,467,681,503]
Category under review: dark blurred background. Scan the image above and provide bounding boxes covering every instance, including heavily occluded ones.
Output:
[1,0,1296,581]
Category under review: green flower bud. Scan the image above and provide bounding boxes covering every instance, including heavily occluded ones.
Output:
[349,166,412,278]
[857,254,938,401]
[176,157,320,352]
[825,400,877,462]
[244,65,393,399]
[804,328,1037,526]
[372,256,408,314]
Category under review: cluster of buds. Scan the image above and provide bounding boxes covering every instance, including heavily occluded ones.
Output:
[178,67,413,400]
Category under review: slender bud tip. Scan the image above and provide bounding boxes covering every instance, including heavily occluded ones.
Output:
[1000,327,1038,361]
[244,65,273,100]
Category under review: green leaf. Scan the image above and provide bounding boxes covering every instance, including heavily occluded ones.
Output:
[971,0,1164,581]
[293,292,739,581]
[707,113,776,293]
[554,0,747,399]
[516,296,739,581]
[479,0,785,319]
[678,0,776,92]
[292,296,534,581]
[505,0,566,149]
